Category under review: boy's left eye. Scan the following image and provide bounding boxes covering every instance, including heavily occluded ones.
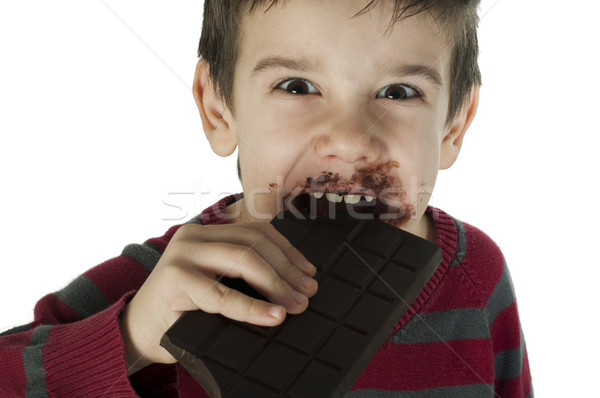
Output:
[376,84,421,100]
[276,78,320,95]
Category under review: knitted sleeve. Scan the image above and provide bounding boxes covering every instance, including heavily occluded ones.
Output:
[460,222,533,397]
[0,224,183,397]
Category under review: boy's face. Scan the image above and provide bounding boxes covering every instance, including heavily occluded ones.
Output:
[198,0,477,237]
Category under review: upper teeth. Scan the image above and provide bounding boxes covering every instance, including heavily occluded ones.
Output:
[344,194,361,204]
[311,192,375,204]
[325,193,344,203]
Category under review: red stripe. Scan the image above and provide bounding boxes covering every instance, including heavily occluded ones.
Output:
[421,266,486,313]
[33,294,80,324]
[489,302,522,353]
[461,223,505,298]
[84,255,151,303]
[0,329,33,397]
[43,295,140,396]
[352,339,494,391]
[145,224,182,252]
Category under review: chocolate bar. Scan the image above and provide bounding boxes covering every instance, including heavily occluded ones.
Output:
[161,210,442,397]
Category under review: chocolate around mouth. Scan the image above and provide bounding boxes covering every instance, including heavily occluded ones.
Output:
[277,162,412,222]
[286,192,406,220]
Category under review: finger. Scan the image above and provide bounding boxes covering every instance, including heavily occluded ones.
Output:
[186,223,316,275]
[178,270,286,326]
[235,225,318,298]
[188,225,318,298]
[175,240,310,313]
[244,223,318,298]
[250,222,317,276]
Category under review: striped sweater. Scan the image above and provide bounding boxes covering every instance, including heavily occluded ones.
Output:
[0,194,533,397]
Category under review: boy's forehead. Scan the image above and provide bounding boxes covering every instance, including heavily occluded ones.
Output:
[238,0,450,84]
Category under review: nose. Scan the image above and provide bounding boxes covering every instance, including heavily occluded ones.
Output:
[314,108,383,165]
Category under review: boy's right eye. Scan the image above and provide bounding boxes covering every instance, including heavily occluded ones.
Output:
[275,78,320,95]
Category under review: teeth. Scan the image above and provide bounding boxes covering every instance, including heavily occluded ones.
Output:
[325,193,344,203]
[310,191,375,204]
[343,194,361,204]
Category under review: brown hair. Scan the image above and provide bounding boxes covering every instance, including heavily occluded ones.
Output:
[198,0,482,127]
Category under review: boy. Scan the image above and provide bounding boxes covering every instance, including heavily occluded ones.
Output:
[0,0,533,396]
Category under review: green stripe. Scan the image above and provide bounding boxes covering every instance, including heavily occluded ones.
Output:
[485,263,515,326]
[186,214,205,225]
[0,323,33,337]
[448,217,466,267]
[388,308,490,344]
[23,325,51,398]
[54,275,110,319]
[494,334,525,380]
[345,383,495,397]
[122,243,162,273]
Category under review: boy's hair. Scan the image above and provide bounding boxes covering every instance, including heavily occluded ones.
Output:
[198,0,482,127]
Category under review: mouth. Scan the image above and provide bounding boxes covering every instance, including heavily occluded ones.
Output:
[284,189,407,221]
[277,162,413,222]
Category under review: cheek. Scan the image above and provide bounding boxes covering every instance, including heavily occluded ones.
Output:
[378,110,441,164]
[377,112,441,196]
[407,135,440,198]
[235,113,306,191]
[240,99,314,148]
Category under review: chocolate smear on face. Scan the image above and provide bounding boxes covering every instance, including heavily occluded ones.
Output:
[304,161,403,197]
[350,161,401,196]
[306,172,341,190]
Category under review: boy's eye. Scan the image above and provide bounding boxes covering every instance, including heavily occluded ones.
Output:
[376,84,421,100]
[276,78,320,95]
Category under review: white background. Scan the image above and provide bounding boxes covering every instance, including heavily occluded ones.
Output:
[1,1,598,395]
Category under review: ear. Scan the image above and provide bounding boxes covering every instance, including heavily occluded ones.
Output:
[439,85,480,170]
[193,59,238,157]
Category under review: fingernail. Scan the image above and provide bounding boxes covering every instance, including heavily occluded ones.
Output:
[291,290,308,304]
[268,306,283,319]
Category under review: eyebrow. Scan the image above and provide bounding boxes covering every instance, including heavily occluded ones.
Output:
[251,56,443,88]
[387,63,443,88]
[252,56,320,76]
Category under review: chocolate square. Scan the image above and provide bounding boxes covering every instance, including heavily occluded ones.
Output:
[245,342,306,391]
[203,325,267,372]
[274,310,334,354]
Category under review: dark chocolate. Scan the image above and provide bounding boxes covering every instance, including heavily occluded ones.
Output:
[161,210,442,397]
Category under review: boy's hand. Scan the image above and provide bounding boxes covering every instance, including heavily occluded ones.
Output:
[119,222,318,374]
